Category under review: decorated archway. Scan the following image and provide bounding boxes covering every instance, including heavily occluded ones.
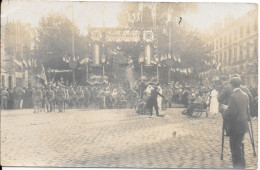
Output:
[84,27,158,87]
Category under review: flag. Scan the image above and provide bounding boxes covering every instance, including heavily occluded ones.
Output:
[31,59,37,67]
[217,63,222,70]
[173,55,177,61]
[37,64,47,85]
[22,59,28,69]
[161,54,167,61]
[28,59,31,67]
[178,57,181,63]
[165,54,168,59]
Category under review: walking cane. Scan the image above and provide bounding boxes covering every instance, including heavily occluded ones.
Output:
[247,115,256,157]
[221,115,225,160]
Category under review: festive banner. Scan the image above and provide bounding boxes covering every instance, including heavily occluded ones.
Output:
[106,30,140,42]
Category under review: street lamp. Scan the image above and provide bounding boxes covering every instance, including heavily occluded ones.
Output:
[138,57,144,81]
[155,57,159,81]
[101,57,106,77]
[85,57,89,82]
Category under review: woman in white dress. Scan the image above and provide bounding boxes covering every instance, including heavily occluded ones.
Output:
[209,88,219,117]
[157,86,163,110]
[145,85,154,94]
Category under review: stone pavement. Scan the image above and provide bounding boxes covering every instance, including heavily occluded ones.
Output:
[1,108,258,168]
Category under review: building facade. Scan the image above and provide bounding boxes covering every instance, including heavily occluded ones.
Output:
[1,20,34,89]
[207,9,258,87]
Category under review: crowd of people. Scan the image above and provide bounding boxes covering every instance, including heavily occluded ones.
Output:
[0,82,140,113]
[1,75,258,119]
[1,74,257,169]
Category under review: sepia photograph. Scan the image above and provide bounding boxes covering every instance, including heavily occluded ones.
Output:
[0,0,258,169]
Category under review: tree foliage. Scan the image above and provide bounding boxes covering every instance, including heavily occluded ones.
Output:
[34,12,90,70]
[116,2,209,74]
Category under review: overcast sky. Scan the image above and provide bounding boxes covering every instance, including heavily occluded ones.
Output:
[1,0,257,34]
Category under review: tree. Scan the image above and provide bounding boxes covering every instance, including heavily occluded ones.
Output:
[34,12,89,70]
[116,2,209,75]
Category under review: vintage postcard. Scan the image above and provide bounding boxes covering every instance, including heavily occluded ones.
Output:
[1,0,258,169]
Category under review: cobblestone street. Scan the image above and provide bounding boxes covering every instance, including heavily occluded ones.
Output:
[1,108,258,168]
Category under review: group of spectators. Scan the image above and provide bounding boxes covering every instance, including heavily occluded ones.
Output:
[172,75,258,118]
[1,75,257,118]
[0,82,140,113]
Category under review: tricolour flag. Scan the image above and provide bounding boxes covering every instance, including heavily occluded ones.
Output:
[37,64,47,85]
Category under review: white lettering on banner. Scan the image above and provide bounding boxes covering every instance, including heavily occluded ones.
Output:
[106,30,140,42]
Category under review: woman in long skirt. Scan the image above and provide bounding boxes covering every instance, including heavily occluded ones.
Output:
[157,86,163,110]
[209,88,219,117]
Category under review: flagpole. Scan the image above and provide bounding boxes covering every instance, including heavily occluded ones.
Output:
[71,2,76,84]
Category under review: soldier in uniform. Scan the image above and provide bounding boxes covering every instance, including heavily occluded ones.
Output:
[17,87,23,109]
[41,87,47,112]
[56,84,65,112]
[32,86,42,113]
[13,87,19,109]
[75,86,84,109]
[1,88,9,109]
[52,86,57,112]
[68,86,76,109]
[128,88,139,109]
[46,86,55,112]
[83,86,90,108]
[64,85,69,111]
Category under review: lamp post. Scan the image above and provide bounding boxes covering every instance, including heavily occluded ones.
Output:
[101,58,106,77]
[155,57,159,81]
[167,6,172,83]
[85,57,89,82]
[138,57,144,81]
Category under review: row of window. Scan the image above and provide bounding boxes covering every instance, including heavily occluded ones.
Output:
[209,19,257,51]
[214,40,257,66]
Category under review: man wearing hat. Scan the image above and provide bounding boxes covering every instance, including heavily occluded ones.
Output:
[1,87,9,110]
[56,84,66,112]
[223,77,249,169]
[146,86,166,117]
[218,75,232,105]
[46,86,55,112]
[32,86,42,113]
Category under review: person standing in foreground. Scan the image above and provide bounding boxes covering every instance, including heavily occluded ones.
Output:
[147,86,165,117]
[223,77,249,169]
[157,85,163,110]
[32,86,42,113]
[56,84,66,112]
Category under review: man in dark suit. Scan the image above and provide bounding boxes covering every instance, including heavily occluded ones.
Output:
[224,77,249,169]
[146,86,165,117]
[218,75,232,105]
